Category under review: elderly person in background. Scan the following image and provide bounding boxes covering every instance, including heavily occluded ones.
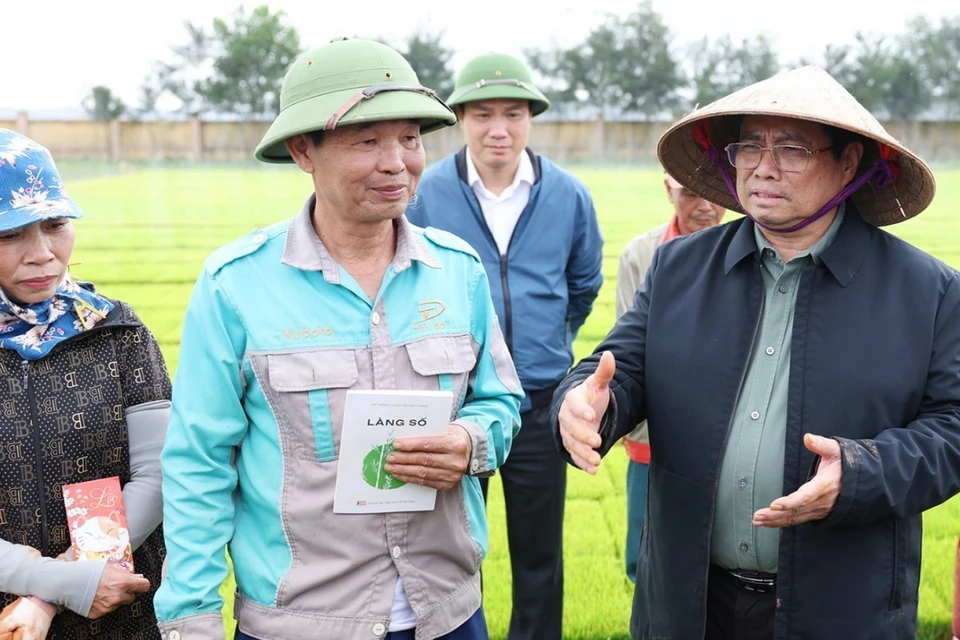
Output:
[155,38,522,640]
[615,172,725,582]
[555,67,960,639]
[0,130,170,640]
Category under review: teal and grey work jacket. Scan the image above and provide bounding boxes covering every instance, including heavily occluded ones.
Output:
[154,200,523,640]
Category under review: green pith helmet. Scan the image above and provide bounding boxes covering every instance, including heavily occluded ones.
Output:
[255,38,457,163]
[447,52,550,116]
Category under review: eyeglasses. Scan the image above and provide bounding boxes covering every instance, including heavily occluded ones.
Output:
[724,143,833,173]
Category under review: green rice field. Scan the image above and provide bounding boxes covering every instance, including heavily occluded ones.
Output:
[63,163,960,639]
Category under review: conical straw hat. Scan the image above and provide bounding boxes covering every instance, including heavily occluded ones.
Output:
[657,66,936,226]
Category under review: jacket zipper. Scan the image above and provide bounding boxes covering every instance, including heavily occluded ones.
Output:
[889,520,901,610]
[700,265,765,638]
[498,253,513,352]
[465,188,517,354]
[460,155,540,358]
[22,360,50,556]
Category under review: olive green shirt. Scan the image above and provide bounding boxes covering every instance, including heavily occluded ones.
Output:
[710,205,845,573]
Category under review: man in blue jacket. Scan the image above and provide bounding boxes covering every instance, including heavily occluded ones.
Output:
[555,66,960,639]
[408,52,603,640]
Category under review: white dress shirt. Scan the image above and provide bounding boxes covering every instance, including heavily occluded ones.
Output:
[466,150,535,256]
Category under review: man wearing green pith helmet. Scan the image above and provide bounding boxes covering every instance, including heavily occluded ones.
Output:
[154,38,523,640]
[408,52,604,640]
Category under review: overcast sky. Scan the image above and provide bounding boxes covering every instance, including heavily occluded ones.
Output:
[1,0,952,111]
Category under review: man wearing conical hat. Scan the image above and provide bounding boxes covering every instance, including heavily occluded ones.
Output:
[408,52,604,640]
[553,66,960,639]
[155,38,522,640]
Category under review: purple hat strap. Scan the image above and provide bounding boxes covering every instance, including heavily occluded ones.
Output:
[702,146,898,233]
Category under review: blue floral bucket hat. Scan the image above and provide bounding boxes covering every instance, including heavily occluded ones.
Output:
[0,129,83,232]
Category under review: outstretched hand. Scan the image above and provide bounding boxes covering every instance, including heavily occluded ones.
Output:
[557,351,616,474]
[753,434,843,528]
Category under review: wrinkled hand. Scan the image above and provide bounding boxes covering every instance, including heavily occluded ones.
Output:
[0,597,54,640]
[87,565,150,620]
[753,434,843,528]
[385,425,472,490]
[557,351,616,474]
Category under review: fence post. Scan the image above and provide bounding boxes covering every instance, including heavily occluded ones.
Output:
[592,113,606,163]
[953,535,959,640]
[109,120,122,161]
[15,111,28,136]
[191,117,203,162]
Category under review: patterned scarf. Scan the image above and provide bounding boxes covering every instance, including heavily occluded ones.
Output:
[0,276,114,360]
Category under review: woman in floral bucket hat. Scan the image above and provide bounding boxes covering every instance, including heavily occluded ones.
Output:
[0,130,170,640]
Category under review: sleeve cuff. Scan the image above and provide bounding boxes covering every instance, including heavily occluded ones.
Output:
[26,557,106,616]
[451,419,493,477]
[596,394,621,457]
[818,437,858,526]
[158,612,226,640]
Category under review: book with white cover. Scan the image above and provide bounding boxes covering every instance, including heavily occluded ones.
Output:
[333,389,454,514]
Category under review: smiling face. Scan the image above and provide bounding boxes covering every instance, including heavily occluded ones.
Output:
[459,99,532,174]
[0,219,75,305]
[286,119,426,226]
[734,115,862,230]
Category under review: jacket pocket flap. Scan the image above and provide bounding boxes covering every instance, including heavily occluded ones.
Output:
[405,334,477,376]
[268,350,359,392]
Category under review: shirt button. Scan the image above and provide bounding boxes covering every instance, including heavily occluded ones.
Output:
[738,478,748,488]
[169,633,181,640]
[371,312,381,326]
[765,346,775,356]
[750,411,760,420]
[778,285,789,294]
[740,542,749,552]
[392,546,401,559]
[471,459,480,472]
[372,622,386,636]
[253,232,266,244]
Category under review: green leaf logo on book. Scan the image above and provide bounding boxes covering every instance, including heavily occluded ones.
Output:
[362,438,406,490]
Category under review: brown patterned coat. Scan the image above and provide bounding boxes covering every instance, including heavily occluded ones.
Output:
[0,301,171,640]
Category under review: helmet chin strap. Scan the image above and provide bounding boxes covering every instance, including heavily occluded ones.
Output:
[701,145,899,234]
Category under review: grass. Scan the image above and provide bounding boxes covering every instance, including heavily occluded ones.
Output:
[64,165,960,639]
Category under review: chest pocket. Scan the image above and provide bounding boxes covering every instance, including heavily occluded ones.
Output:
[404,334,477,413]
[266,349,359,463]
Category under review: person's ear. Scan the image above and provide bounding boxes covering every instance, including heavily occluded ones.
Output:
[285,135,318,174]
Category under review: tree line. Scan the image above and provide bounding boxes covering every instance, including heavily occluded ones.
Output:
[83,2,960,122]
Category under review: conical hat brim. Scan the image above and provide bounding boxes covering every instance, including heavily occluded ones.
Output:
[657,66,936,226]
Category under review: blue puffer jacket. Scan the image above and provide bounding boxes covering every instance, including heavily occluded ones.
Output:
[408,148,604,411]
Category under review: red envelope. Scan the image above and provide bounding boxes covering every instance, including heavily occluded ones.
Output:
[61,477,134,572]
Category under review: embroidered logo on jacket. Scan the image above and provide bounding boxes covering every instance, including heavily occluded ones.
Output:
[282,327,334,339]
[414,301,446,332]
[416,301,445,323]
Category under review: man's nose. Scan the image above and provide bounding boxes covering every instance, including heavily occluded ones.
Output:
[377,142,406,174]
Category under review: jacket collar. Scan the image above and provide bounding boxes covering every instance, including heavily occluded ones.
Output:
[455,146,542,186]
[282,195,440,283]
[723,201,873,287]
